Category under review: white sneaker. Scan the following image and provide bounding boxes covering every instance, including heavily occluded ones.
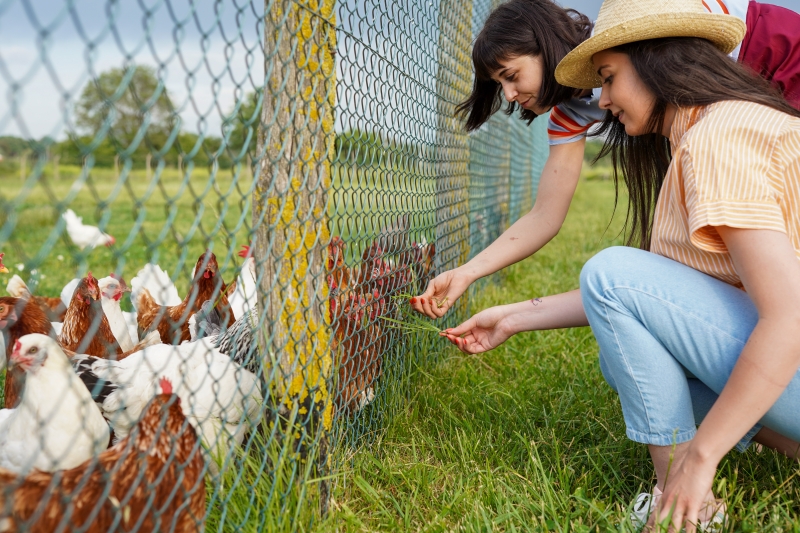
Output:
[630,489,661,528]
[629,488,725,532]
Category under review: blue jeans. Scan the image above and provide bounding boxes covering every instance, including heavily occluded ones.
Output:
[580,247,800,449]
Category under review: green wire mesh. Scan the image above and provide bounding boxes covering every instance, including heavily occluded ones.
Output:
[0,0,547,530]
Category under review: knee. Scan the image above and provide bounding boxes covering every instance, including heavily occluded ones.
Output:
[580,246,642,302]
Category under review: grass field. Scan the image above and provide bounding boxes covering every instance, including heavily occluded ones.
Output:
[2,162,798,531]
[315,177,800,532]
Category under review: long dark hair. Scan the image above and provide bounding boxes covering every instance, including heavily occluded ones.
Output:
[594,37,800,249]
[456,0,592,131]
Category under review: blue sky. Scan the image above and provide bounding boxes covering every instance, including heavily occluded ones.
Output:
[1,0,798,141]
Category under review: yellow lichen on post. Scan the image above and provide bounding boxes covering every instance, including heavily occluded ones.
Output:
[257,0,337,432]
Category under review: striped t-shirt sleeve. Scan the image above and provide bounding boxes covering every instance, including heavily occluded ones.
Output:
[682,106,790,253]
[547,90,607,146]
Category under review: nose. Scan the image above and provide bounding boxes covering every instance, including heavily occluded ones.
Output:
[500,81,517,103]
[598,86,612,110]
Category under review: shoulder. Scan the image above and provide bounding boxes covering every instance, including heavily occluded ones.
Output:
[686,101,795,146]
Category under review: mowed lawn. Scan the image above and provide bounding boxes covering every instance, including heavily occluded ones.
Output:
[316,176,800,532]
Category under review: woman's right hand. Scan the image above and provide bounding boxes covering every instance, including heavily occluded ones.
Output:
[439,305,516,354]
[410,268,473,319]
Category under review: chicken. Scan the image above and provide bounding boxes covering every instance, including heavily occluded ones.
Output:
[135,251,235,345]
[61,208,116,250]
[228,245,257,320]
[130,263,182,309]
[0,377,206,533]
[58,273,122,358]
[59,277,81,308]
[70,337,262,468]
[0,297,54,408]
[0,334,109,473]
[6,274,67,322]
[0,253,7,274]
[398,238,437,293]
[333,292,384,414]
[98,274,136,351]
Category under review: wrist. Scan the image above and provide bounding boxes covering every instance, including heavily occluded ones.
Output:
[685,440,722,471]
[499,301,533,335]
[456,263,483,285]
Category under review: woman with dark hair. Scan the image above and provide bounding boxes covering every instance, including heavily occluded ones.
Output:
[411,0,800,321]
[440,0,800,529]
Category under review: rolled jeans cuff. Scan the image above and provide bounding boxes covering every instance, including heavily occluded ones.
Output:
[735,424,762,453]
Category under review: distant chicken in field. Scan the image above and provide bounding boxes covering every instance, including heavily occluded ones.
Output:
[58,273,122,358]
[61,209,116,250]
[0,378,206,533]
[135,252,235,344]
[6,275,67,322]
[0,297,55,408]
[0,334,109,473]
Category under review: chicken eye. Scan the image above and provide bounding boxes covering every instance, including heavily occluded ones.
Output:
[28,347,37,354]
[0,306,4,312]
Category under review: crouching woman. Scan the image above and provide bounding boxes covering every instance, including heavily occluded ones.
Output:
[444,0,800,528]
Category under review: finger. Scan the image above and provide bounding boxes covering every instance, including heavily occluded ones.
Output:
[419,296,437,319]
[442,320,474,337]
[431,298,449,318]
[444,334,467,353]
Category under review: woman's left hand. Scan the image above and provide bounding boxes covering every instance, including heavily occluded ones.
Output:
[650,449,719,532]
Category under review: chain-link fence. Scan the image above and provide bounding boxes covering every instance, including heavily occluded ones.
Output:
[0,0,546,530]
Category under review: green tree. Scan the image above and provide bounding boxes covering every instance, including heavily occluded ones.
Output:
[75,65,176,152]
[223,89,262,162]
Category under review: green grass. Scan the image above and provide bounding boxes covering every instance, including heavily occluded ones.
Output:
[0,163,256,299]
[314,178,800,532]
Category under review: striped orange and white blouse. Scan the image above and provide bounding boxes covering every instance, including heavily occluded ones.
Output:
[650,100,800,288]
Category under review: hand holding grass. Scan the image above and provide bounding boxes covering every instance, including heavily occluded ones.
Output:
[441,305,517,354]
[410,268,473,319]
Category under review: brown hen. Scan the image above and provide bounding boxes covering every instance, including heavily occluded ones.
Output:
[0,297,54,408]
[0,378,207,533]
[58,273,122,358]
[136,251,235,344]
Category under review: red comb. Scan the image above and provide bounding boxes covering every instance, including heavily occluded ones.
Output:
[238,245,250,258]
[159,377,173,395]
[109,273,117,279]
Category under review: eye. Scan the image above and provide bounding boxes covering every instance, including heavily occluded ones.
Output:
[28,347,37,354]
[0,306,4,312]
[602,75,613,85]
[506,73,515,82]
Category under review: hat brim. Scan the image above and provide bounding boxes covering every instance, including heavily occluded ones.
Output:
[555,13,746,89]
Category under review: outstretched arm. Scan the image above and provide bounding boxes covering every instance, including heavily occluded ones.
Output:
[412,139,586,318]
[441,289,588,354]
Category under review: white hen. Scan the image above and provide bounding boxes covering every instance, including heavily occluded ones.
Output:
[0,334,110,473]
[71,337,261,464]
[229,245,257,320]
[97,275,136,350]
[130,263,182,311]
[62,209,116,250]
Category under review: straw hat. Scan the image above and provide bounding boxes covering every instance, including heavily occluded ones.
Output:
[555,0,746,89]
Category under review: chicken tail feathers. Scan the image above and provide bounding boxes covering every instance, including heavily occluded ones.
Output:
[5,275,31,299]
[131,264,182,308]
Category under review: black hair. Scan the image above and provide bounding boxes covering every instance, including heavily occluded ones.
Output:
[456,0,592,131]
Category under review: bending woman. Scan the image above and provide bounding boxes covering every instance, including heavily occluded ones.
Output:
[411,0,800,319]
[442,0,800,529]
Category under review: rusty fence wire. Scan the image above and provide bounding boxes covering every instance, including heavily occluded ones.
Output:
[0,0,546,530]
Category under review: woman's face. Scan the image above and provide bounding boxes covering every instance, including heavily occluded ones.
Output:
[593,49,657,136]
[491,55,552,115]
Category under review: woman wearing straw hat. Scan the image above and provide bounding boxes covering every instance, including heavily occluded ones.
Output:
[411,0,800,322]
[441,0,800,529]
